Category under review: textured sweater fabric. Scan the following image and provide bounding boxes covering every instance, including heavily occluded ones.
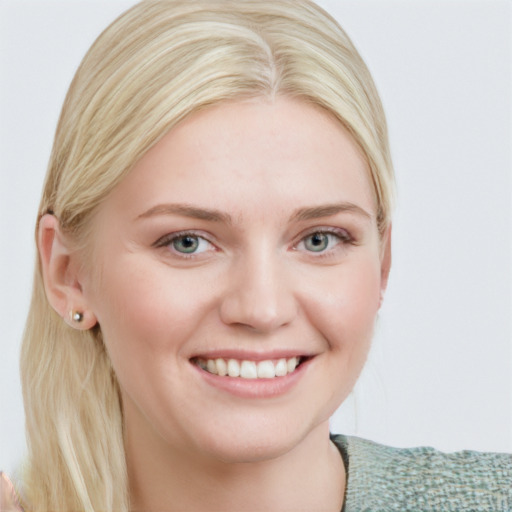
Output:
[331,434,512,512]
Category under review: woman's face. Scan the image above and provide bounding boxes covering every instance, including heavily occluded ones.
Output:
[81,97,390,463]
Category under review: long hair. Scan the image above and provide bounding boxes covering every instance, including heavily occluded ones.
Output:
[20,1,394,510]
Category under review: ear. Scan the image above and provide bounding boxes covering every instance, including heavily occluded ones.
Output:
[379,224,392,308]
[38,214,97,330]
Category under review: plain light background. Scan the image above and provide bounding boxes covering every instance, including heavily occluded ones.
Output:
[1,1,511,475]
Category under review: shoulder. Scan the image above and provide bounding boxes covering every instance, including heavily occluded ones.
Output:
[0,473,24,512]
[331,434,512,512]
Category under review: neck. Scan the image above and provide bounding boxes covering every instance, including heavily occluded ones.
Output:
[125,421,345,512]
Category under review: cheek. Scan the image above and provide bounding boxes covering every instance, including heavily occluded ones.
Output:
[300,255,382,375]
[304,255,381,334]
[288,256,382,424]
[87,256,216,376]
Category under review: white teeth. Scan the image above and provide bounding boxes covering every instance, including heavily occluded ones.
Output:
[197,356,304,378]
[287,357,298,373]
[257,360,276,378]
[275,358,287,377]
[206,359,217,374]
[240,360,258,379]
[227,359,240,377]
[216,358,227,376]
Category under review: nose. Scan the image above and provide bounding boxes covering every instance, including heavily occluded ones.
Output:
[219,250,298,333]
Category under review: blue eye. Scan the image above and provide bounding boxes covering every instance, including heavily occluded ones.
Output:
[304,233,330,252]
[299,230,349,253]
[172,235,200,253]
[154,232,213,256]
[171,234,212,254]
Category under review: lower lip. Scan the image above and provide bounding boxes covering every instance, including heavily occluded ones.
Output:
[192,358,313,399]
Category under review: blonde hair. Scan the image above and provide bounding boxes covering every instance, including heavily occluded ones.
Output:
[20,1,394,510]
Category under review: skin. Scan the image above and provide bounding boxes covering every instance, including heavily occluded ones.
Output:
[40,96,391,511]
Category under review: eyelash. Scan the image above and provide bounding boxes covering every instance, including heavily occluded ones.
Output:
[294,228,355,256]
[153,231,216,258]
[153,227,355,259]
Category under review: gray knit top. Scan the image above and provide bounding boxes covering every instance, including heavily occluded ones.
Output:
[331,434,512,512]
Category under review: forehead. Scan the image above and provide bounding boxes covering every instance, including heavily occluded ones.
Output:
[103,96,376,221]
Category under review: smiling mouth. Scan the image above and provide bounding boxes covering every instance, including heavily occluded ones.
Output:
[192,356,309,379]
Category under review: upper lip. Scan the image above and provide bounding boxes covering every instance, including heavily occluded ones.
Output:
[189,349,316,362]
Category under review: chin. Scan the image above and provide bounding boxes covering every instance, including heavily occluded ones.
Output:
[187,411,331,465]
[201,432,302,464]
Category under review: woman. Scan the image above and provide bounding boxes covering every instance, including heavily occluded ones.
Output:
[1,1,510,511]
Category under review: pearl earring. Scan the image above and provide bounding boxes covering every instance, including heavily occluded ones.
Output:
[71,311,84,323]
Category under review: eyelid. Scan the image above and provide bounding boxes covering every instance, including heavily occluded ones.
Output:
[295,226,354,244]
[293,226,355,253]
[152,230,217,254]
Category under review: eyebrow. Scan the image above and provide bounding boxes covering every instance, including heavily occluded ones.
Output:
[136,201,372,224]
[291,203,372,222]
[136,203,233,224]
